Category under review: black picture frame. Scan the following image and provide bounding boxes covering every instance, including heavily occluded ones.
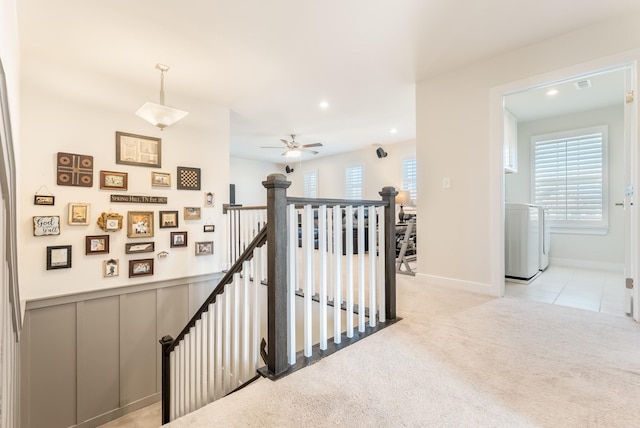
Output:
[47,245,72,270]
[170,231,188,248]
[125,242,155,254]
[34,195,55,206]
[159,210,179,228]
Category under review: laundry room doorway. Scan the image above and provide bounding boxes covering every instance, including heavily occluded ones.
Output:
[491,58,639,321]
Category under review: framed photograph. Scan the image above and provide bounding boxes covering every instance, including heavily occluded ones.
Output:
[129,258,154,278]
[57,152,94,187]
[34,195,55,206]
[116,131,161,168]
[184,207,201,220]
[177,166,201,190]
[68,203,90,226]
[85,235,109,255]
[100,170,128,191]
[97,212,124,232]
[159,210,179,228]
[204,192,214,207]
[127,211,154,238]
[151,172,171,187]
[195,241,214,256]
[47,245,72,270]
[170,231,188,248]
[203,224,215,233]
[125,242,155,254]
[33,216,61,236]
[103,259,119,277]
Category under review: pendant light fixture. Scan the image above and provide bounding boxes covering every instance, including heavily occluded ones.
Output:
[135,64,188,130]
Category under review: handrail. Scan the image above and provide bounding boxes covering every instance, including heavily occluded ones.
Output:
[224,204,267,211]
[287,196,388,208]
[166,226,268,353]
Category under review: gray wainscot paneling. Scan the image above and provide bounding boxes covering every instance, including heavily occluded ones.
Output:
[20,273,222,428]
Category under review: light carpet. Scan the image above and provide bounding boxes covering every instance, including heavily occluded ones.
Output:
[167,276,640,427]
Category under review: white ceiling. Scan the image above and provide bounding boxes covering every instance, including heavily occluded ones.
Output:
[16,0,640,163]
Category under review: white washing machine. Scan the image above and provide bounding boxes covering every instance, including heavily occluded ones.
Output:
[505,203,540,281]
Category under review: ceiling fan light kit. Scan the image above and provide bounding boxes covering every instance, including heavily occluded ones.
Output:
[260,134,323,157]
[136,64,188,130]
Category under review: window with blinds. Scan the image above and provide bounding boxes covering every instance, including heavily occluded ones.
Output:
[303,171,318,198]
[402,157,417,201]
[345,164,363,199]
[531,125,608,233]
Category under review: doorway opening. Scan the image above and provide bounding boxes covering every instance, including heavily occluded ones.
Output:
[493,61,637,320]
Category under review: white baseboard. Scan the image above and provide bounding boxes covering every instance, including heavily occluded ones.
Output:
[414,273,493,295]
[549,257,624,272]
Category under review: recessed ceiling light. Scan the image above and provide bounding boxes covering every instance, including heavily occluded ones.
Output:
[546,89,559,96]
[319,100,329,109]
[390,128,398,134]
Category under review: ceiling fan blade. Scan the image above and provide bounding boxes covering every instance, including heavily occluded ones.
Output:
[299,143,323,148]
[280,139,290,145]
[261,146,285,148]
[300,149,319,154]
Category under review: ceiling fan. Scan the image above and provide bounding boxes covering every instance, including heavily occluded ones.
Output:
[261,134,323,158]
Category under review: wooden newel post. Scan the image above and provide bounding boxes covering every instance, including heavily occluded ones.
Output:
[379,186,397,320]
[159,335,173,425]
[262,173,291,376]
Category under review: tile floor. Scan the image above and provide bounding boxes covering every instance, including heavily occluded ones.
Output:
[505,265,629,316]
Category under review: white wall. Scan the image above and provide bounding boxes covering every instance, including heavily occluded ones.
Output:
[416,13,640,294]
[506,105,625,266]
[286,139,416,201]
[19,62,230,301]
[229,157,281,206]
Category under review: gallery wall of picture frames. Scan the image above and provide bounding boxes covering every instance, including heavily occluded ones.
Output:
[36,131,217,276]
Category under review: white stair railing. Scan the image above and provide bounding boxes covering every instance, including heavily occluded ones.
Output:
[225,205,267,270]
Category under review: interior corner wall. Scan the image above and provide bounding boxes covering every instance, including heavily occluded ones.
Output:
[285,139,416,199]
[506,105,625,267]
[229,157,281,206]
[19,62,230,301]
[416,13,640,293]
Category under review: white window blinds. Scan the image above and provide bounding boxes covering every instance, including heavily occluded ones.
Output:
[532,125,608,232]
[402,157,417,201]
[303,171,317,198]
[345,164,363,199]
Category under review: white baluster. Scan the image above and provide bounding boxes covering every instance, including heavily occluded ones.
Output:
[368,205,377,327]
[170,351,176,420]
[377,207,386,323]
[214,294,223,399]
[318,204,328,350]
[287,204,297,365]
[232,274,241,388]
[358,206,365,332]
[242,262,251,381]
[345,205,354,338]
[223,283,231,394]
[303,204,314,357]
[207,303,216,403]
[333,205,342,344]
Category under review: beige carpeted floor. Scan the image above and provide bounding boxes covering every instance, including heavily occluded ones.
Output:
[161,276,640,427]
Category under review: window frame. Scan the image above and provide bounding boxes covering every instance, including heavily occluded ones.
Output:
[530,125,609,235]
[345,163,364,200]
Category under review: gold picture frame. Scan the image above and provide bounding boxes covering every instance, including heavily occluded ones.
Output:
[68,202,90,225]
[127,211,154,238]
[184,207,201,220]
[100,170,128,190]
[97,212,124,232]
[116,131,161,168]
[151,172,171,187]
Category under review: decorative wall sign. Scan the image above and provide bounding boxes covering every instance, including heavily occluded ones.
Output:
[68,202,90,225]
[203,224,215,233]
[34,195,55,206]
[103,259,119,277]
[57,152,94,187]
[116,131,161,168]
[129,258,154,278]
[127,211,154,238]
[110,195,167,204]
[177,166,201,190]
[195,241,213,256]
[85,235,109,255]
[97,212,124,232]
[125,242,155,254]
[47,245,71,270]
[100,170,128,190]
[33,216,61,236]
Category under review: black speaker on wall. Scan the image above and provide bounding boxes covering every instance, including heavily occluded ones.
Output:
[285,165,294,174]
[376,147,388,158]
[229,184,236,205]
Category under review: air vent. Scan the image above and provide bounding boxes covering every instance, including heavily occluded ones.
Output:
[574,79,592,90]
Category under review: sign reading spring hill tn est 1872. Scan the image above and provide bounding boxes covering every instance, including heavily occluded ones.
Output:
[110,195,168,204]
